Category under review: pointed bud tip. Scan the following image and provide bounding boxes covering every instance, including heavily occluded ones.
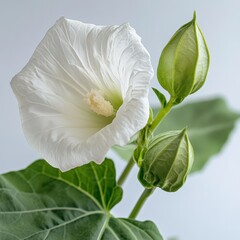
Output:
[193,11,197,22]
[181,127,187,135]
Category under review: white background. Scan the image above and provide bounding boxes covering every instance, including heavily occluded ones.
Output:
[0,1,239,239]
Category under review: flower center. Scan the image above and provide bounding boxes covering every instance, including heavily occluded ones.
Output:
[85,89,114,117]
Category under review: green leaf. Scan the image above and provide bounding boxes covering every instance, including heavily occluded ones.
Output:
[152,88,167,108]
[112,144,136,161]
[0,159,163,240]
[153,98,240,173]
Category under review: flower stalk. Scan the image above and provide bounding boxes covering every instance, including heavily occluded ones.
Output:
[149,96,175,133]
[129,188,155,219]
[118,97,175,186]
[117,157,135,186]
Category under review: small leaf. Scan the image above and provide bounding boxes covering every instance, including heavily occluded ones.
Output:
[0,159,163,239]
[153,97,240,173]
[152,87,167,108]
[139,129,193,192]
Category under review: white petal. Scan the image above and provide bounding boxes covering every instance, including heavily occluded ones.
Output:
[11,17,153,171]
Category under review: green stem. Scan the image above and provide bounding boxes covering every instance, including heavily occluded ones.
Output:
[118,98,175,212]
[129,188,155,219]
[117,157,135,186]
[149,97,175,133]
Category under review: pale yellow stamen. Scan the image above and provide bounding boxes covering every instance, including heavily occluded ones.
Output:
[85,90,114,117]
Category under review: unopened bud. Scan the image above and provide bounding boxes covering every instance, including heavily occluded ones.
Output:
[138,129,194,192]
[157,12,210,102]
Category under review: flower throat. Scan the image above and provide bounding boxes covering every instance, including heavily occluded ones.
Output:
[85,89,115,117]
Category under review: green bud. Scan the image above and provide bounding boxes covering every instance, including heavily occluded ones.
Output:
[157,12,210,102]
[138,129,194,192]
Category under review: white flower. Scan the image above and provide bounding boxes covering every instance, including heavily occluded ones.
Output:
[11,18,153,171]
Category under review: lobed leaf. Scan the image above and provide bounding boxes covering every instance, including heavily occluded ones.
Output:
[0,159,163,240]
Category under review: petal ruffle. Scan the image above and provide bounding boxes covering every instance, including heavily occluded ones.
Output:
[11,18,153,171]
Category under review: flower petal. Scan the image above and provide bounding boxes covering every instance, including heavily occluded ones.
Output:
[11,17,153,171]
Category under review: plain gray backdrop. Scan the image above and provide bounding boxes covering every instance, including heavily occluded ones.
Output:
[1,1,240,239]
